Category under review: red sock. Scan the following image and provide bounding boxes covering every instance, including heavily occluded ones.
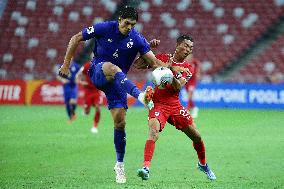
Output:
[144,140,155,168]
[93,110,100,128]
[187,99,194,109]
[193,141,206,165]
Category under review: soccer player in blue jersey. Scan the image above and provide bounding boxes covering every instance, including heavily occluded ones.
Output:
[58,6,167,183]
[57,61,81,123]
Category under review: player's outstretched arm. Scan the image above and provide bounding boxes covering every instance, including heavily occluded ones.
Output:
[141,51,168,68]
[133,39,161,69]
[59,32,83,78]
[133,56,149,69]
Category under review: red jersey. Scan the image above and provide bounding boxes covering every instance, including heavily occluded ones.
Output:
[153,54,194,106]
[186,58,200,86]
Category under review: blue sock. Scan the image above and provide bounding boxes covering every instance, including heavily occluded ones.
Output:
[114,72,141,99]
[65,104,72,119]
[114,128,126,162]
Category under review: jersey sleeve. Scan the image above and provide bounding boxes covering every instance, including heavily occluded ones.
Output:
[136,33,151,55]
[156,54,170,64]
[82,22,109,41]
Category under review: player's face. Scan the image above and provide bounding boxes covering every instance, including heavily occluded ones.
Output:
[118,17,137,35]
[176,39,194,60]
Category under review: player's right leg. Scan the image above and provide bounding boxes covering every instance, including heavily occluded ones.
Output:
[101,62,154,109]
[137,118,160,180]
[181,124,216,180]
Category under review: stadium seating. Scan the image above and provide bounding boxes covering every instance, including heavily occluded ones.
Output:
[133,0,284,81]
[0,0,121,80]
[0,0,284,82]
[228,33,284,83]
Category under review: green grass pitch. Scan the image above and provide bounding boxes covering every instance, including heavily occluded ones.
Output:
[0,105,284,188]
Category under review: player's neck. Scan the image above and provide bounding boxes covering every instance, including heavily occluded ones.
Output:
[171,54,184,64]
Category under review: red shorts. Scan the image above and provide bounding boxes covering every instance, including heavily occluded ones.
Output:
[84,90,102,107]
[148,104,193,131]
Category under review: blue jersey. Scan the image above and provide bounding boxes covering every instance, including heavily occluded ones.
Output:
[62,62,80,103]
[63,62,80,88]
[82,21,151,74]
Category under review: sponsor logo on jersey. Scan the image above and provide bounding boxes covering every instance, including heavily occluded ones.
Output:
[127,39,133,48]
[86,26,94,34]
[121,78,128,84]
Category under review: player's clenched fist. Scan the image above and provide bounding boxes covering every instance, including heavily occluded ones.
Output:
[58,65,70,79]
[149,39,160,49]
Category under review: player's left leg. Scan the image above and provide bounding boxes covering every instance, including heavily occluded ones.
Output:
[137,118,161,180]
[181,123,216,180]
[111,108,127,184]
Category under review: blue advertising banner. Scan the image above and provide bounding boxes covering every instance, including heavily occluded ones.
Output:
[180,83,284,109]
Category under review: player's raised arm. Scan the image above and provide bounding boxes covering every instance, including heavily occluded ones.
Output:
[133,38,167,69]
[59,32,84,78]
[133,56,149,69]
[141,50,169,68]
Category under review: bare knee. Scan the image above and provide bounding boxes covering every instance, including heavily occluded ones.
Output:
[114,119,126,130]
[84,106,90,114]
[102,62,122,79]
[181,126,202,143]
[148,119,160,142]
[111,108,126,130]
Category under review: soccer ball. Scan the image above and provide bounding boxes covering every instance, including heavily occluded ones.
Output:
[151,67,174,87]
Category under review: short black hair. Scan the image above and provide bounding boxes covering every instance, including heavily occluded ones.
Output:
[119,6,138,21]
[177,35,194,45]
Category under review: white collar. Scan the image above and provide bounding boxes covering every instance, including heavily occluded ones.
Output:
[170,57,185,65]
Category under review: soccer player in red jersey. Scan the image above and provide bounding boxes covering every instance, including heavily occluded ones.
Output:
[76,61,103,134]
[136,35,216,181]
[185,54,200,118]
